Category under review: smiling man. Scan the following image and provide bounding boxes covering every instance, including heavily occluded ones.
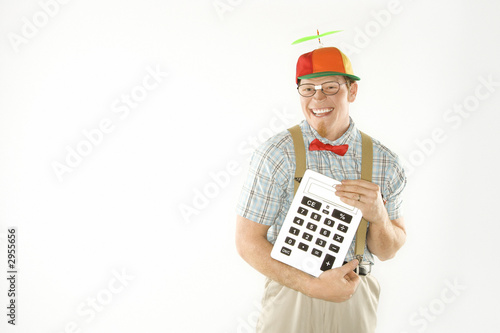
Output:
[235,46,407,332]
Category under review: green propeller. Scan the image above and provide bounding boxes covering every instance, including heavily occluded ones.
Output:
[291,30,343,45]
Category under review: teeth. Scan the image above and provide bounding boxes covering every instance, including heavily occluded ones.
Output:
[312,108,333,114]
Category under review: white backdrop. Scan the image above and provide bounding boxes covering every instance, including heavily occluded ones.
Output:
[1,0,499,332]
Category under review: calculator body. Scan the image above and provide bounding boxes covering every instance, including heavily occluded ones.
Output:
[271,169,363,277]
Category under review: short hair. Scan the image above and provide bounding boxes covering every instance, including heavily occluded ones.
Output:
[345,77,355,90]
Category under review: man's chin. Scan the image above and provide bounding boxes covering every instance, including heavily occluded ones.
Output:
[316,121,329,138]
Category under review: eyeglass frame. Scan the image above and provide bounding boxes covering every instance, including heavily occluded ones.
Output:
[296,80,349,97]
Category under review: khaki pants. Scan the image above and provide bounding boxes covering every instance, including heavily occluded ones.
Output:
[256,275,381,333]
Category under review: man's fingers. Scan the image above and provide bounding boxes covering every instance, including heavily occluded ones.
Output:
[340,179,379,190]
[342,260,361,289]
[339,259,359,275]
[345,270,360,285]
[335,180,380,200]
[335,185,373,198]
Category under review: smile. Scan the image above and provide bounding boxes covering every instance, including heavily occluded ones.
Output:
[311,108,334,116]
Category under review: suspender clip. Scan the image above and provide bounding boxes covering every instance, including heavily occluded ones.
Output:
[355,254,363,275]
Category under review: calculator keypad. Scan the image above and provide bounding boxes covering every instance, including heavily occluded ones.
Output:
[279,197,353,272]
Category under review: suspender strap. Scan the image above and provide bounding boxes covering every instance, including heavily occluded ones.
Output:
[288,125,374,262]
[355,131,373,262]
[288,125,307,196]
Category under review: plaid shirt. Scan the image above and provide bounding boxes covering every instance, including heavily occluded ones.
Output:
[236,118,406,264]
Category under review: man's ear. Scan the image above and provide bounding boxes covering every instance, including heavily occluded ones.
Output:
[348,81,358,103]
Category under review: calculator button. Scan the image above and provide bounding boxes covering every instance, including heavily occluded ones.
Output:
[280,247,292,256]
[315,238,326,247]
[332,209,352,223]
[285,237,296,246]
[301,196,322,211]
[297,207,309,216]
[319,228,331,237]
[329,244,340,253]
[333,234,344,243]
[337,224,348,233]
[324,218,335,227]
[322,209,330,215]
[302,232,313,241]
[306,222,317,232]
[311,212,321,221]
[298,242,309,251]
[312,248,322,257]
[289,227,300,236]
[293,217,304,226]
[320,254,336,271]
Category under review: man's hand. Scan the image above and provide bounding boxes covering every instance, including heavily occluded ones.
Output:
[334,179,407,261]
[306,259,360,302]
[334,179,388,226]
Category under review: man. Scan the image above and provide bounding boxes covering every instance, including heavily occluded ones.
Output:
[235,46,407,332]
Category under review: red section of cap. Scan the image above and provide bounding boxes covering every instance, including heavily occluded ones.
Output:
[296,51,313,84]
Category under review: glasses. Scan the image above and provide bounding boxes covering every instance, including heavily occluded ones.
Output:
[297,81,348,97]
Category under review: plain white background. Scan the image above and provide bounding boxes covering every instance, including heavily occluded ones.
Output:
[1,0,499,332]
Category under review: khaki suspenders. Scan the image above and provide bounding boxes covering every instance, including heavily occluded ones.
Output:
[288,125,373,262]
[355,131,373,262]
[288,125,307,195]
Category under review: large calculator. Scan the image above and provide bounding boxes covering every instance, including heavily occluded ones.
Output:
[271,169,363,277]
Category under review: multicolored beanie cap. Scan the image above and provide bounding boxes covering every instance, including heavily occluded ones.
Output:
[296,47,360,84]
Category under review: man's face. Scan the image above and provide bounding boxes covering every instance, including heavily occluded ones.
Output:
[299,75,357,140]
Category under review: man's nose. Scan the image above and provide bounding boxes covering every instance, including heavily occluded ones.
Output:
[313,87,327,100]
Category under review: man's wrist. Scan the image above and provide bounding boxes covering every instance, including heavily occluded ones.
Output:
[302,275,317,298]
[369,211,391,229]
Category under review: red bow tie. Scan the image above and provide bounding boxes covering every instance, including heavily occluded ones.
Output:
[309,139,349,156]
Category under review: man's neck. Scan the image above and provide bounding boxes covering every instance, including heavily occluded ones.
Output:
[315,121,350,142]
